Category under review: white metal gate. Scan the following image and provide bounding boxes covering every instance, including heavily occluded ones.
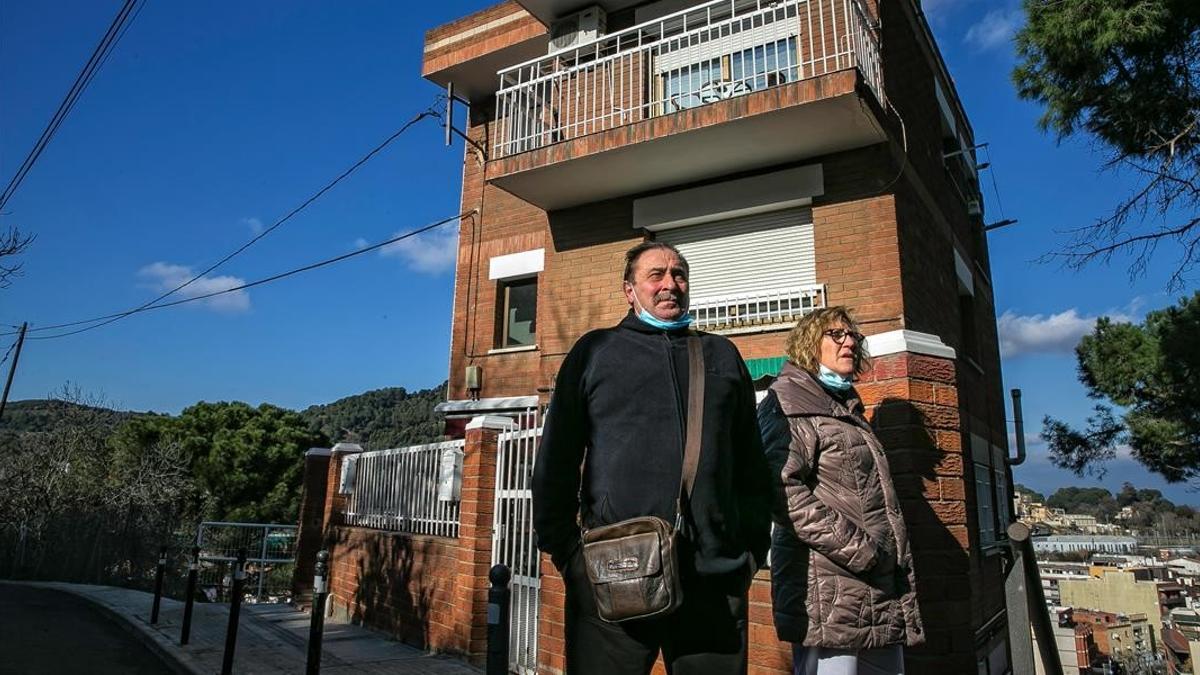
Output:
[491,410,542,675]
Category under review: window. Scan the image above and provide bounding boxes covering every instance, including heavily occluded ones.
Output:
[656,207,821,331]
[654,12,799,114]
[975,459,996,548]
[973,434,1012,550]
[955,248,980,365]
[661,37,798,112]
[497,277,537,348]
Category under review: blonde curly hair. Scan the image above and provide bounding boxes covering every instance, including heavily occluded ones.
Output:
[784,306,872,376]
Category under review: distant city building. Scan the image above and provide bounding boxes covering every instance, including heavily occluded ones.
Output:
[1069,608,1153,664]
[1039,561,1092,607]
[1166,609,1200,675]
[1060,568,1187,645]
[1033,535,1137,555]
[1061,514,1099,533]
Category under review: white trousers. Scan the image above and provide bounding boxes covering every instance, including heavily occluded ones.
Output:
[793,644,905,675]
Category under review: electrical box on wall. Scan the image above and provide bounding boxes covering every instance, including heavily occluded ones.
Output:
[465,365,483,391]
[338,455,358,494]
[437,446,464,502]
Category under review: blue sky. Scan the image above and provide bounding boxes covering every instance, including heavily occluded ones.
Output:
[1,1,1195,503]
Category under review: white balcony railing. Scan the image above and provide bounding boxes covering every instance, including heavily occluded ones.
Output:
[343,440,464,538]
[494,0,882,158]
[691,284,826,332]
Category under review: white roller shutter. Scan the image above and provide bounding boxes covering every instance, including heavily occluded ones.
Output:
[656,207,815,300]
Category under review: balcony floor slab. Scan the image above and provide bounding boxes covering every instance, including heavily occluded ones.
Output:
[487,69,887,211]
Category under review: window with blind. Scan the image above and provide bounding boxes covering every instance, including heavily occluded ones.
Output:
[656,206,822,331]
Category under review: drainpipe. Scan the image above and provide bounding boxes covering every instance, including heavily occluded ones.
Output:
[1008,388,1026,466]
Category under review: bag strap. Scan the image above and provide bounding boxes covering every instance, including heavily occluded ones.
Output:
[674,334,704,527]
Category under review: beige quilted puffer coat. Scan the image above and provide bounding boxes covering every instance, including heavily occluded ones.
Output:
[758,362,924,649]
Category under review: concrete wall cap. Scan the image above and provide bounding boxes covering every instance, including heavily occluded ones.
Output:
[331,442,364,454]
[466,415,518,431]
[305,448,332,457]
[865,329,957,360]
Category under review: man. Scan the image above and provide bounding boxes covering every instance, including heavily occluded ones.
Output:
[532,241,771,675]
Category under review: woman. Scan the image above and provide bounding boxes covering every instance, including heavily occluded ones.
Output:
[758,307,923,674]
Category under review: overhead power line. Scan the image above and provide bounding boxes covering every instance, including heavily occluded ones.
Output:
[1,101,444,339]
[28,210,475,341]
[0,0,142,211]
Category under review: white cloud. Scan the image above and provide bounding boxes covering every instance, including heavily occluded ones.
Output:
[998,308,1134,358]
[138,262,251,313]
[352,237,369,250]
[964,8,1021,51]
[379,227,458,274]
[242,217,265,235]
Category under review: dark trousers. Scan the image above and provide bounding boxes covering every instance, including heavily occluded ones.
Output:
[562,549,749,675]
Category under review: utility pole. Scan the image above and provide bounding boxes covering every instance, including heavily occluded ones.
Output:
[0,321,28,421]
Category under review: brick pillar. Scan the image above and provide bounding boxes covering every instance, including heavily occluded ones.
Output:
[322,441,363,619]
[292,447,331,608]
[538,557,567,674]
[451,415,513,662]
[859,347,974,674]
[322,442,364,534]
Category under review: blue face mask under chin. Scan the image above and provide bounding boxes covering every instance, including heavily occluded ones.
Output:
[637,309,694,331]
[818,364,854,392]
[630,288,693,330]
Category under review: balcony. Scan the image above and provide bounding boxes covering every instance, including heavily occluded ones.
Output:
[692,284,825,333]
[488,0,888,209]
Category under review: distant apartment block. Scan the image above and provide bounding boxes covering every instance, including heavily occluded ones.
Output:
[1060,568,1188,647]
[1034,535,1138,555]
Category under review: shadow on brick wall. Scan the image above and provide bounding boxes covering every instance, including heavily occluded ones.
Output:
[337,529,437,649]
[872,397,974,673]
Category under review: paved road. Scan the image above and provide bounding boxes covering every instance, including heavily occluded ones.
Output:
[0,584,171,674]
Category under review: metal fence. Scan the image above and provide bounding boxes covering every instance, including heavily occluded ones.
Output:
[493,424,542,675]
[494,0,883,158]
[195,521,297,603]
[691,284,826,332]
[343,440,465,538]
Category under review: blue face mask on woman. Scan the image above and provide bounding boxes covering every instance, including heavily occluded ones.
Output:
[818,364,854,392]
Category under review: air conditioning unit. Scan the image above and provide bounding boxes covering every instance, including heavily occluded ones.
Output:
[966,198,983,217]
[549,6,607,53]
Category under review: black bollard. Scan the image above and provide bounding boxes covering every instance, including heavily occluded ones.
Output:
[305,550,330,675]
[486,563,511,675]
[150,545,167,624]
[181,546,199,645]
[220,549,247,675]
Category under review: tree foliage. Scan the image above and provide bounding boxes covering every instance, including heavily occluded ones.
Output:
[300,383,446,450]
[0,383,445,583]
[1013,0,1200,286]
[112,402,329,524]
[1046,486,1119,520]
[1042,292,1200,484]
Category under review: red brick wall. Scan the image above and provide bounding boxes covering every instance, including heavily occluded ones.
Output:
[328,527,462,649]
[422,2,545,81]
[321,423,507,664]
[293,451,330,606]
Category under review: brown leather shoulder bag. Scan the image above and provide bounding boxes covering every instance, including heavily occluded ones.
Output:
[580,334,704,623]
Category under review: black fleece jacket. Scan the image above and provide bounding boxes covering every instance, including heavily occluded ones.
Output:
[531,312,772,578]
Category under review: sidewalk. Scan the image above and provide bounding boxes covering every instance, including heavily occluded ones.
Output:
[1,581,482,675]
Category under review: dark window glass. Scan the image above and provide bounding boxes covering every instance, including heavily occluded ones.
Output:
[500,277,537,348]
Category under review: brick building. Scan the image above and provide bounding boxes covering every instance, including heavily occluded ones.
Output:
[299,1,1019,673]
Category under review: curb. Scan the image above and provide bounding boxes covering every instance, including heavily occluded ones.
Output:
[0,581,203,675]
